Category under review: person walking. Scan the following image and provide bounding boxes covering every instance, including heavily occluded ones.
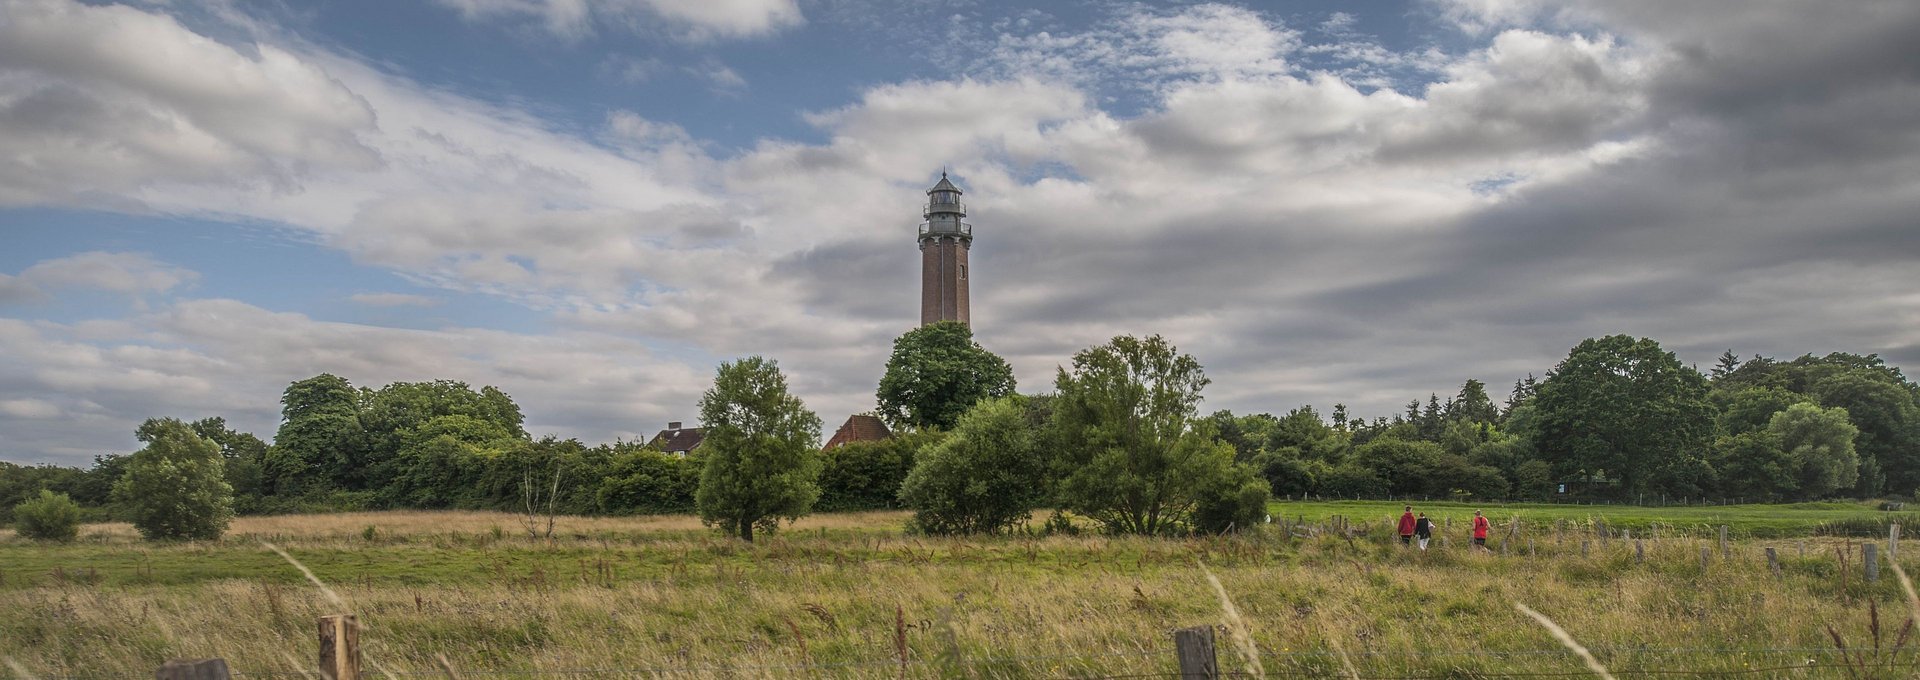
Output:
[1472,509,1491,551]
[1414,512,1433,550]
[1398,505,1417,546]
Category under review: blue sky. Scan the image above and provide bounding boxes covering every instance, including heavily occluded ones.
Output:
[3,0,1918,465]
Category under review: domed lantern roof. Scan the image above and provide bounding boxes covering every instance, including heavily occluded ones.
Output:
[928,172,963,195]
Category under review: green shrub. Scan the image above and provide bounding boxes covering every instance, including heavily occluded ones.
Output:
[1191,463,1271,534]
[113,418,234,541]
[818,430,944,512]
[12,490,83,542]
[900,397,1045,535]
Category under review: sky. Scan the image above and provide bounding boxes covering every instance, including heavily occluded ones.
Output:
[2,0,1918,466]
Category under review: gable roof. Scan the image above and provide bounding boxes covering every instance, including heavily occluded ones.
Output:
[647,425,706,454]
[824,414,892,450]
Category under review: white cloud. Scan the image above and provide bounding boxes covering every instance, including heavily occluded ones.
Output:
[348,292,439,308]
[690,60,748,94]
[434,0,802,41]
[0,273,41,302]
[4,0,1920,466]
[0,398,61,419]
[0,0,380,208]
[10,251,198,296]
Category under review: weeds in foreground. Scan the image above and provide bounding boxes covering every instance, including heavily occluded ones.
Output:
[1825,600,1914,680]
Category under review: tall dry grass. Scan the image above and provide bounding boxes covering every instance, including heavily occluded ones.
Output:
[0,510,1909,678]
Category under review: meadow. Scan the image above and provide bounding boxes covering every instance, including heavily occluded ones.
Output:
[3,502,1919,679]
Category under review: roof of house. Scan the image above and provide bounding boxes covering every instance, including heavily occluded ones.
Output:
[647,426,707,453]
[824,414,892,450]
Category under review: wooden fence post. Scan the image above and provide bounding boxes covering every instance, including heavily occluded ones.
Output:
[1766,547,1780,578]
[157,660,230,680]
[319,614,361,680]
[1700,546,1711,572]
[1580,540,1590,557]
[1174,625,1218,679]
[1893,525,1901,559]
[1635,540,1644,563]
[1799,541,1807,558]
[1719,526,1730,559]
[1866,544,1880,583]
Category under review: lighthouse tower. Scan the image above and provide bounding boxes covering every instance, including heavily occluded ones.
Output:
[919,173,971,326]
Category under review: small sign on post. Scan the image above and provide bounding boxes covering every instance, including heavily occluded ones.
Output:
[1173,625,1218,679]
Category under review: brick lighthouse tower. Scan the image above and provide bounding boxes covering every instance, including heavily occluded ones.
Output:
[919,172,971,326]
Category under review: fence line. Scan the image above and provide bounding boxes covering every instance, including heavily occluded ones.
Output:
[15,643,1914,680]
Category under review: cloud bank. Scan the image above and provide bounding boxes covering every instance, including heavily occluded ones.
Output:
[1,0,1917,464]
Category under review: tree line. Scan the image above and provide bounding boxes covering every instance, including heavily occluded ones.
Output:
[4,327,1917,541]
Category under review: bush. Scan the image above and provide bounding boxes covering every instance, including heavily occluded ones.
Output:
[900,397,1047,535]
[113,418,234,541]
[12,490,83,541]
[1320,464,1384,498]
[598,447,702,514]
[817,431,943,512]
[1190,464,1271,534]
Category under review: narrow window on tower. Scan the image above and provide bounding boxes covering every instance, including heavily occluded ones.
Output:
[959,264,967,280]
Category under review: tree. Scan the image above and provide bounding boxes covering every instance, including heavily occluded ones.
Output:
[899,397,1047,534]
[694,357,824,541]
[818,430,944,512]
[360,380,528,489]
[598,443,703,515]
[190,417,269,512]
[113,419,234,540]
[875,321,1016,430]
[1810,371,1920,494]
[1769,402,1860,499]
[1049,335,1267,534]
[1449,379,1500,425]
[1348,438,1446,496]
[1512,460,1554,500]
[12,490,83,542]
[1713,387,1810,436]
[266,374,365,494]
[1712,349,1742,380]
[1266,406,1344,461]
[1531,335,1714,497]
[1711,431,1794,501]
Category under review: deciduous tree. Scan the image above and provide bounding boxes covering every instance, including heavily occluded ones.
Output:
[1049,335,1267,534]
[1532,335,1714,497]
[899,397,1046,534]
[695,357,824,542]
[113,418,233,540]
[876,321,1016,430]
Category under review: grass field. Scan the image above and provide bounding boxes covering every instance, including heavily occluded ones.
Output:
[3,503,1919,679]
[1265,498,1917,538]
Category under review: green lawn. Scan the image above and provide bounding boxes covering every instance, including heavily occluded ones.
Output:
[1265,498,1914,538]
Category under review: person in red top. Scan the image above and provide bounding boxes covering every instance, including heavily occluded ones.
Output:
[1472,509,1491,551]
[1397,506,1417,546]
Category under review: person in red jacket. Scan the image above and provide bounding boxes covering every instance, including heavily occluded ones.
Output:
[1472,509,1491,550]
[1397,505,1416,546]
